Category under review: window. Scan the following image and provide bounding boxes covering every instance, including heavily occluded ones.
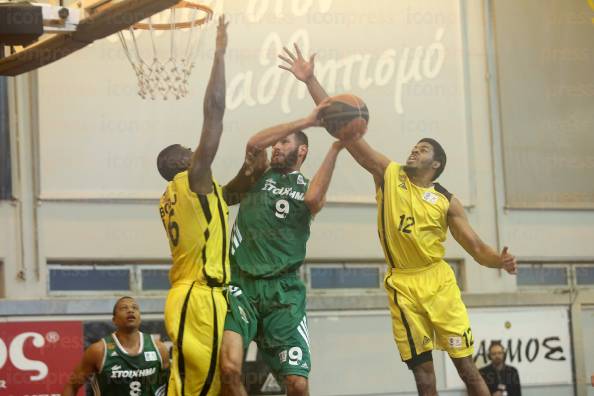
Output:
[47,263,171,295]
[576,266,594,286]
[309,266,380,289]
[518,262,594,289]
[304,263,383,291]
[517,265,568,287]
[49,266,131,293]
[304,259,464,292]
[139,265,170,291]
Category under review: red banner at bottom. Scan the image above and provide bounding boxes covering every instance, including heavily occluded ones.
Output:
[0,321,83,396]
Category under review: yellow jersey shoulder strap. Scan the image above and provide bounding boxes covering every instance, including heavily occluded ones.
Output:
[433,182,453,202]
[171,171,223,201]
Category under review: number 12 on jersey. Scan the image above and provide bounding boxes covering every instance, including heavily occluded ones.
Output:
[398,215,415,234]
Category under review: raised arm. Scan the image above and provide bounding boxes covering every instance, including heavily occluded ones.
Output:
[279,44,329,105]
[223,84,328,205]
[245,100,328,155]
[448,197,517,273]
[279,44,390,188]
[344,139,391,188]
[188,16,228,194]
[304,141,344,215]
[61,341,103,396]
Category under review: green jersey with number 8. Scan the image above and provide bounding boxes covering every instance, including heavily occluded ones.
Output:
[92,332,166,396]
[230,169,312,277]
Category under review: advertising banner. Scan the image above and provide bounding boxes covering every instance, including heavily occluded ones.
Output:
[445,306,572,389]
[0,321,83,396]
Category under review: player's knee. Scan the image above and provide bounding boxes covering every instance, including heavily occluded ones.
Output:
[452,356,474,375]
[452,356,480,383]
[285,375,308,396]
[412,373,437,396]
[413,369,436,390]
[459,366,482,384]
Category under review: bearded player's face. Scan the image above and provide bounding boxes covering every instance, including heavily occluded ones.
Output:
[271,135,299,169]
[405,142,436,170]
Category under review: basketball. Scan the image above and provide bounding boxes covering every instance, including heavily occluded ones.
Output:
[319,94,369,141]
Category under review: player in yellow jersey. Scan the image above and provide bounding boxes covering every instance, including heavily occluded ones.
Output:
[280,45,518,396]
[156,17,266,396]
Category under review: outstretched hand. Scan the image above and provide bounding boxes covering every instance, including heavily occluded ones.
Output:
[278,44,316,82]
[500,246,517,274]
[215,15,229,54]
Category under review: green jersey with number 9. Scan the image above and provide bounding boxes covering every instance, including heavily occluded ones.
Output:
[230,169,311,277]
[92,332,166,396]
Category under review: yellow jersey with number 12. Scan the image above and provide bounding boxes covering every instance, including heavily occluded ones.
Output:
[376,162,452,271]
[159,170,229,286]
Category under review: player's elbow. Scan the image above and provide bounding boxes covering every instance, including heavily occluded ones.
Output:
[222,187,243,206]
[220,357,242,385]
[305,195,325,215]
[471,243,492,267]
[246,139,257,154]
[368,159,389,182]
[203,91,225,114]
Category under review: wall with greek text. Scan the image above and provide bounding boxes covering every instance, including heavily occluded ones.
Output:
[37,0,472,204]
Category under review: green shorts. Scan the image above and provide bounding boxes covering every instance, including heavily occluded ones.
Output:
[224,271,311,378]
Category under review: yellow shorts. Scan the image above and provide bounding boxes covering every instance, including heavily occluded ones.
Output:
[384,261,473,367]
[165,281,227,396]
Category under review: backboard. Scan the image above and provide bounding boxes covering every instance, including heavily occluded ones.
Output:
[0,0,181,76]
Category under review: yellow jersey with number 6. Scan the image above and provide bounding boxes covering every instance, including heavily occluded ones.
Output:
[159,170,229,286]
[376,162,452,270]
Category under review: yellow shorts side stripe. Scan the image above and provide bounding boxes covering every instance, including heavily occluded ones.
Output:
[198,289,219,396]
[176,282,195,395]
[391,285,417,359]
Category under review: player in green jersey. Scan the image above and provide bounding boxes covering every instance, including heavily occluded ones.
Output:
[62,296,170,396]
[220,101,347,396]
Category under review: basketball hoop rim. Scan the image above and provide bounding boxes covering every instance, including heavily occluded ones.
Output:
[132,0,213,30]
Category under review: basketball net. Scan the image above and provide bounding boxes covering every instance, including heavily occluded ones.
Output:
[117,0,218,100]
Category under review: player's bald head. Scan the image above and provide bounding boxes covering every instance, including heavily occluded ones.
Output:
[157,144,192,181]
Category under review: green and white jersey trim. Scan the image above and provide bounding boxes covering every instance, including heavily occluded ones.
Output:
[111,331,144,356]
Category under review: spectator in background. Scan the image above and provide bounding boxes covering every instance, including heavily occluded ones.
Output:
[62,296,169,396]
[479,342,522,396]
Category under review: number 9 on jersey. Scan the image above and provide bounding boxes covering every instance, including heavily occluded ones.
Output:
[275,199,290,219]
